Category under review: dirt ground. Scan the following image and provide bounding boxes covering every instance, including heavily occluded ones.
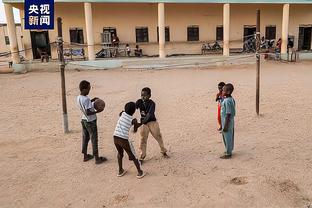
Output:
[0,61,312,208]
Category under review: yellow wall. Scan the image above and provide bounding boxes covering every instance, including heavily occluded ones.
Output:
[12,3,312,60]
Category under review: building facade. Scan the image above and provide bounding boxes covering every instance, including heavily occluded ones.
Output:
[3,0,312,63]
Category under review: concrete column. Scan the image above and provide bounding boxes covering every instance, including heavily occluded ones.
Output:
[281,4,289,54]
[158,3,165,58]
[19,9,33,60]
[4,3,20,63]
[18,9,25,58]
[223,3,230,56]
[84,2,95,60]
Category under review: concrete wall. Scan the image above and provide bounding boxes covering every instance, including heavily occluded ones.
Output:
[12,3,312,60]
[0,24,24,57]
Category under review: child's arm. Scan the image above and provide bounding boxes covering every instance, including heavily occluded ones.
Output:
[83,98,102,115]
[135,99,141,109]
[222,114,231,132]
[223,99,234,132]
[215,93,221,102]
[86,108,102,115]
[132,118,142,133]
[85,102,101,115]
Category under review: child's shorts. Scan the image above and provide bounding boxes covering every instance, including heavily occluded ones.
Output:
[114,136,137,161]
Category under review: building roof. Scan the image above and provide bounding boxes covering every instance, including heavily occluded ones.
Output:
[3,0,312,3]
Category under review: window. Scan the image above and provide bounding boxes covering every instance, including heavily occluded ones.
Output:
[103,27,117,36]
[102,27,117,44]
[216,26,223,41]
[136,27,149,43]
[265,26,276,40]
[69,28,84,44]
[187,26,199,41]
[157,26,170,42]
[5,36,10,45]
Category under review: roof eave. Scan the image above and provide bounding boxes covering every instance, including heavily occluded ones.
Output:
[3,0,312,4]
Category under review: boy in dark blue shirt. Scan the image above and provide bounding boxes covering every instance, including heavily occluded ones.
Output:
[136,87,168,163]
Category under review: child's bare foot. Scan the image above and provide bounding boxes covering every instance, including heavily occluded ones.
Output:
[83,154,94,162]
[117,169,127,177]
[136,171,146,179]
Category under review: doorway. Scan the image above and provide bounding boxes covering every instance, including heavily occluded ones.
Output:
[30,31,51,59]
[244,25,256,41]
[298,26,312,50]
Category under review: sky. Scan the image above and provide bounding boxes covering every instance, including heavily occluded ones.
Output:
[0,1,21,23]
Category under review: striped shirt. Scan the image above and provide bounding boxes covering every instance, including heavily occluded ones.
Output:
[113,112,133,140]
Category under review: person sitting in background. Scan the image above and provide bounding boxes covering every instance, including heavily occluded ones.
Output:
[126,44,131,57]
[275,38,282,60]
[287,38,294,53]
[134,45,143,57]
[261,36,267,49]
[276,38,282,52]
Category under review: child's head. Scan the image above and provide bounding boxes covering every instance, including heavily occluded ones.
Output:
[126,44,129,47]
[125,102,136,116]
[136,45,139,49]
[222,83,234,96]
[218,82,226,92]
[79,80,91,95]
[141,87,151,101]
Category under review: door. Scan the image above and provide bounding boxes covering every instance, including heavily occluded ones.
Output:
[30,31,51,59]
[244,26,256,41]
[298,26,312,50]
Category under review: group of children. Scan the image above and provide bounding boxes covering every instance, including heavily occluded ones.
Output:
[77,81,168,179]
[76,80,236,179]
[125,44,143,57]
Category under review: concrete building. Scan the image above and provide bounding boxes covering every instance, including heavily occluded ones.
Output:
[0,23,23,57]
[3,0,312,63]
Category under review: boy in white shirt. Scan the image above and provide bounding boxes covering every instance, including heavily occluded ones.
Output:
[113,102,146,179]
[77,80,107,164]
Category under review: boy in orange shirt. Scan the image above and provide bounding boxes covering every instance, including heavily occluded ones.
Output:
[216,82,225,131]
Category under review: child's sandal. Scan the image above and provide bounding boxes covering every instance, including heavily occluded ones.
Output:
[136,172,146,179]
[117,170,127,177]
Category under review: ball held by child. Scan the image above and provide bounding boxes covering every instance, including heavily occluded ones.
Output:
[94,99,105,112]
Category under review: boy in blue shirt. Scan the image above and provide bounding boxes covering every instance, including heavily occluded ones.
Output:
[220,83,236,159]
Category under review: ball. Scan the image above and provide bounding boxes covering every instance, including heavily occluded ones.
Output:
[94,99,105,112]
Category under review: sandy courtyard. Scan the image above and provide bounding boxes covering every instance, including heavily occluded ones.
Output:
[0,61,312,208]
